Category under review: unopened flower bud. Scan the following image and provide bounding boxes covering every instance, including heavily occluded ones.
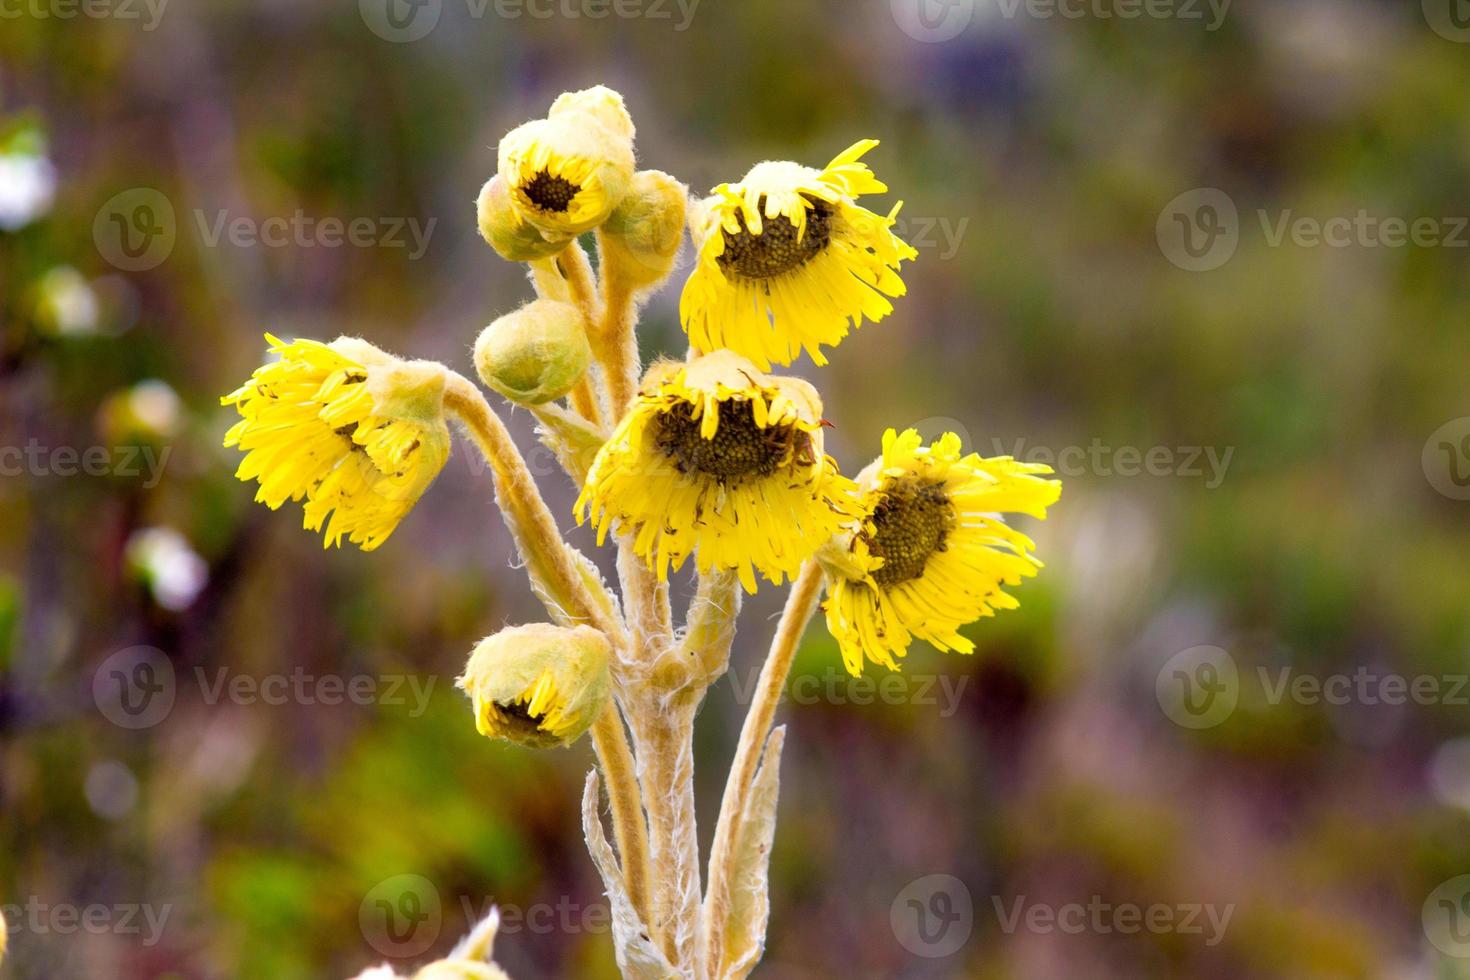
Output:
[549,85,635,143]
[474,300,591,406]
[458,623,612,748]
[476,175,572,262]
[599,169,687,291]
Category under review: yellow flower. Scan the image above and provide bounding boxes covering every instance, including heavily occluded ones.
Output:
[679,139,918,370]
[458,624,612,748]
[576,351,856,592]
[221,334,450,552]
[821,428,1060,674]
[497,88,636,238]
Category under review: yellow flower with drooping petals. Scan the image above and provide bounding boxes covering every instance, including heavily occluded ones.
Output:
[221,334,450,552]
[680,139,917,370]
[821,428,1060,674]
[458,624,612,749]
[576,351,856,592]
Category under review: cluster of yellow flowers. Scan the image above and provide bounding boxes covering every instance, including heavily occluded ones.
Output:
[222,84,1058,687]
[220,84,1060,979]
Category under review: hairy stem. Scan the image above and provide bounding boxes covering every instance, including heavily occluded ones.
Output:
[591,702,654,929]
[699,560,823,978]
[593,228,642,420]
[629,692,702,974]
[443,372,624,644]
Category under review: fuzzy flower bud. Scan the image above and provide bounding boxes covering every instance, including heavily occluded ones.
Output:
[549,85,635,143]
[599,169,687,291]
[476,175,573,262]
[458,624,612,748]
[474,299,591,406]
[497,90,637,237]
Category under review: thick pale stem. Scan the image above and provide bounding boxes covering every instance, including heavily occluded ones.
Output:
[443,372,624,645]
[699,560,823,979]
[593,228,642,421]
[591,702,654,929]
[530,247,606,428]
[629,693,702,973]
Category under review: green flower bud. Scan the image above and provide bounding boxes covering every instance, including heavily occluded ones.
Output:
[599,169,687,291]
[476,175,573,262]
[458,623,612,748]
[474,299,591,406]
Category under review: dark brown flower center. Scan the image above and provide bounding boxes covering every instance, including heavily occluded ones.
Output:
[654,399,811,484]
[495,697,547,731]
[717,196,833,279]
[869,479,955,587]
[522,170,579,213]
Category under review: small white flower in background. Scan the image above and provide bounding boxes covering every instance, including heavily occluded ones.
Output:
[0,146,56,231]
[126,527,207,611]
[34,266,100,336]
[127,379,184,437]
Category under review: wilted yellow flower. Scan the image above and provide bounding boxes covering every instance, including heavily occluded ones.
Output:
[576,351,856,592]
[222,334,450,552]
[680,140,917,370]
[459,624,612,748]
[497,88,636,237]
[822,428,1060,674]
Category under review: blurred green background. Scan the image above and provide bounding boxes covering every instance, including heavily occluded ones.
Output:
[4,0,1470,976]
